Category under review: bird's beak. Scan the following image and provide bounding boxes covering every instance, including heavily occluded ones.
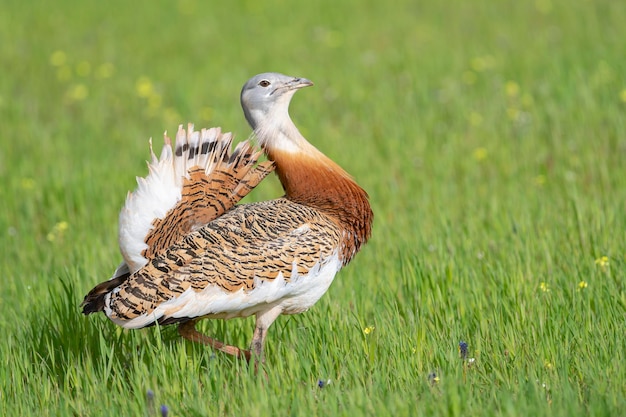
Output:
[270,78,313,96]
[288,77,314,90]
[270,77,314,96]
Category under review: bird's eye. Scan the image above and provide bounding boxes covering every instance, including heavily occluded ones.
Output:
[258,80,270,87]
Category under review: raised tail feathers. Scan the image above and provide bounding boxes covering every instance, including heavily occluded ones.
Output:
[84,124,273,314]
[118,124,274,274]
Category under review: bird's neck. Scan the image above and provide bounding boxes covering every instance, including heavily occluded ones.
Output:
[262,132,373,263]
[252,111,308,153]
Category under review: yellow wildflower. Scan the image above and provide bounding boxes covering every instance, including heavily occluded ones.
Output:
[505,81,520,97]
[471,56,495,72]
[577,281,588,290]
[136,77,155,98]
[50,50,67,67]
[595,256,609,272]
[66,84,88,102]
[472,147,488,161]
[539,282,550,292]
[363,326,375,335]
[47,221,69,242]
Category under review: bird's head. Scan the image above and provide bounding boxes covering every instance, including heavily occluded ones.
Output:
[240,72,313,131]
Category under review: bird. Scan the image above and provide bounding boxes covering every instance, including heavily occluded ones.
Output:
[81,72,373,362]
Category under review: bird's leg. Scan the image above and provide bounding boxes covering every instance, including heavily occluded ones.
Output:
[178,320,251,362]
[250,325,267,359]
[249,306,283,368]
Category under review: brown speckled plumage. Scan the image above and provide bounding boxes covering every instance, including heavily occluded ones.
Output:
[108,198,342,323]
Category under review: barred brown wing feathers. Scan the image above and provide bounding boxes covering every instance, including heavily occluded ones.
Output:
[105,198,342,325]
[142,154,274,261]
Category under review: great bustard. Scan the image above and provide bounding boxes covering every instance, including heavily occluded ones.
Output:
[82,73,373,362]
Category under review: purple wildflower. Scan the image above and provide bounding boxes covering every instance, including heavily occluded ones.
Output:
[459,341,468,360]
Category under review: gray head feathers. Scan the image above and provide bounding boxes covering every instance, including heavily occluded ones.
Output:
[240,73,313,132]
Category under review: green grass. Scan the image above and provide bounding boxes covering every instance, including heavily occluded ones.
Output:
[1,0,625,415]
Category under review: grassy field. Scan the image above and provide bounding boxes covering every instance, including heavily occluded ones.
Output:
[1,0,625,415]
